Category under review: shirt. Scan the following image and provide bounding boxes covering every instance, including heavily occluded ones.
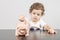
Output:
[29,19,47,30]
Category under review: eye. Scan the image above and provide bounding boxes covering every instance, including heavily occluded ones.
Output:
[37,14,40,16]
[33,13,35,15]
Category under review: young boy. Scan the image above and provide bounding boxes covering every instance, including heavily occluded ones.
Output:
[15,16,29,37]
[29,2,56,34]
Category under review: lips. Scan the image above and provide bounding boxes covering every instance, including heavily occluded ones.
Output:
[34,18,37,19]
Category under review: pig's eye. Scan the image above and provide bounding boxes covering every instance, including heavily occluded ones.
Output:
[19,19,24,22]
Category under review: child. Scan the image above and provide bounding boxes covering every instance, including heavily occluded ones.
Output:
[15,16,29,37]
[29,2,56,34]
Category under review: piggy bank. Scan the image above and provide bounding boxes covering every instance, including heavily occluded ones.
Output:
[15,16,29,36]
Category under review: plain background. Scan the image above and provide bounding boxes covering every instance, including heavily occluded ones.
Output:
[0,0,60,29]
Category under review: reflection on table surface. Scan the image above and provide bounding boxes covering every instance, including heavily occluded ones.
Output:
[16,30,60,40]
[0,29,60,40]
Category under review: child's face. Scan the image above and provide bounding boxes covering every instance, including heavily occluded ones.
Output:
[30,9,43,22]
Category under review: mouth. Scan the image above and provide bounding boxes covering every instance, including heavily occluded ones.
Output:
[34,18,37,20]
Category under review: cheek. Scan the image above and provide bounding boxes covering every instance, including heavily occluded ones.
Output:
[37,16,41,19]
[31,14,34,18]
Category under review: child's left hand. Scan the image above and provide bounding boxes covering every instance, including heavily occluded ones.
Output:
[48,29,56,34]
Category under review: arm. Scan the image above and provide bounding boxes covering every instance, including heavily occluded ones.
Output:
[16,23,20,31]
[25,20,29,36]
[25,27,29,36]
[16,23,21,34]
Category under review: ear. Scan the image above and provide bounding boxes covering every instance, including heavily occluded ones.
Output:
[41,13,45,16]
[30,13,32,16]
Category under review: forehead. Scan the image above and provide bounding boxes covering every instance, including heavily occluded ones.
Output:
[32,9,43,14]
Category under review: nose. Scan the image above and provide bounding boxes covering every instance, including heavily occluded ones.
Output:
[34,14,37,17]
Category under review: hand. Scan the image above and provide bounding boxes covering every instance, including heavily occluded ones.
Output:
[19,29,27,35]
[25,34,29,36]
[48,29,56,34]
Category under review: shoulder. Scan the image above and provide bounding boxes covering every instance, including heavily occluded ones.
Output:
[39,19,47,26]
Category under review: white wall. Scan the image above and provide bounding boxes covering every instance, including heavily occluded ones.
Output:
[0,0,60,29]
